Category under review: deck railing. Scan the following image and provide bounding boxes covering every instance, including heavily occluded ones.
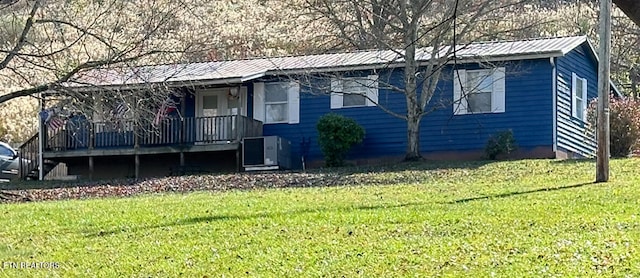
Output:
[45,115,263,151]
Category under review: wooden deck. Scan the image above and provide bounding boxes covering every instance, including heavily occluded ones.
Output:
[43,115,262,158]
[19,115,263,179]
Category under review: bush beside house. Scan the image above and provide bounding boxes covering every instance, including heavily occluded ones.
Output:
[316,114,365,167]
[588,98,640,157]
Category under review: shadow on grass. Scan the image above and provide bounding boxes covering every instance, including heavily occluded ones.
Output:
[449,182,594,204]
[87,182,593,238]
[550,158,596,165]
[6,159,497,192]
[86,202,429,238]
[321,159,498,175]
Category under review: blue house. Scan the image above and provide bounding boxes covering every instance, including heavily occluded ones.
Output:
[18,36,617,179]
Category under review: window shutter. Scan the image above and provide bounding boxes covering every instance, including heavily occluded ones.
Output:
[453,70,467,115]
[288,82,300,124]
[330,78,343,109]
[571,73,577,118]
[253,82,265,122]
[581,77,588,119]
[366,75,379,106]
[240,87,248,116]
[492,67,506,113]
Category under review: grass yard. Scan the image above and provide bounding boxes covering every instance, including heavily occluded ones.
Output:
[0,158,639,277]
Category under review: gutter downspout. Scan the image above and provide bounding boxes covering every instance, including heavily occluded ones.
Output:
[551,57,558,155]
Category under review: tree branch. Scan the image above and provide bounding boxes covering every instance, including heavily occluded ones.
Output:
[0,0,41,70]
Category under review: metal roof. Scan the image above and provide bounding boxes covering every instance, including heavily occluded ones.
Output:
[69,36,589,88]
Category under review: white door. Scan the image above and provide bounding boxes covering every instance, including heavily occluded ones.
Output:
[196,88,247,142]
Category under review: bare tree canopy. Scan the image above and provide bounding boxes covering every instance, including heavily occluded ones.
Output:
[0,0,203,104]
[301,0,527,160]
[0,0,217,142]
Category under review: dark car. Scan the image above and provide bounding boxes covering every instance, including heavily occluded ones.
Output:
[0,142,20,182]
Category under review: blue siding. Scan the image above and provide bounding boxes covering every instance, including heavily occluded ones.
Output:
[260,59,555,161]
[181,50,601,162]
[421,60,554,153]
[555,44,598,157]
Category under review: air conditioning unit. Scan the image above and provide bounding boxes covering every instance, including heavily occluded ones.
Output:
[242,136,291,171]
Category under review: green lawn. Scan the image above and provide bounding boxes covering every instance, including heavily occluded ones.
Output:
[1,159,639,277]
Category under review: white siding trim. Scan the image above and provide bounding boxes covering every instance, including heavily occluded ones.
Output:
[366,75,378,106]
[240,86,248,117]
[288,82,300,124]
[571,72,587,120]
[492,67,506,113]
[581,78,588,119]
[253,82,265,122]
[571,73,578,118]
[330,78,343,109]
[453,69,467,115]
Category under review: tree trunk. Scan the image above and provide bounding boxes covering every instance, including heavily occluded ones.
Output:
[403,16,422,161]
[405,115,422,161]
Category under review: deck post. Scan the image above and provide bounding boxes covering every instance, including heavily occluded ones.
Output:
[88,121,95,180]
[135,154,140,180]
[134,119,140,180]
[236,146,241,172]
[38,96,45,180]
[88,156,94,181]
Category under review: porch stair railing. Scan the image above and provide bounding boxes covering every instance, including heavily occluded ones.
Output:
[18,133,60,180]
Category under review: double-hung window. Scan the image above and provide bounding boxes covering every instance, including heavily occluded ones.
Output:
[453,67,506,115]
[330,75,378,109]
[572,73,588,121]
[253,82,300,124]
[265,83,290,123]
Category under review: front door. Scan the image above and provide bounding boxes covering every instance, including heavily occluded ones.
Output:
[196,87,246,142]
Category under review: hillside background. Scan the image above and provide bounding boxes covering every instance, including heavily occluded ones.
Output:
[0,0,638,143]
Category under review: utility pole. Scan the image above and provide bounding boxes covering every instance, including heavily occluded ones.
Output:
[596,0,611,183]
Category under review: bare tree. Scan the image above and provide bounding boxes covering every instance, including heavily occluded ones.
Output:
[301,0,526,161]
[0,0,207,114]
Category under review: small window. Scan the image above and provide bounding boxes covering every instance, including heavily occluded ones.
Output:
[331,75,378,109]
[253,82,299,125]
[342,79,368,107]
[466,70,493,113]
[572,73,588,121]
[453,67,505,115]
[265,83,290,124]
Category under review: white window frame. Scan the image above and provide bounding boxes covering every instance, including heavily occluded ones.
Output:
[331,75,378,109]
[253,82,300,124]
[571,73,588,121]
[453,67,506,115]
[265,84,289,124]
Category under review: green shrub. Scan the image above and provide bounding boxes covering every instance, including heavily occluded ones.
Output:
[316,113,365,167]
[484,130,517,160]
[588,98,640,157]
